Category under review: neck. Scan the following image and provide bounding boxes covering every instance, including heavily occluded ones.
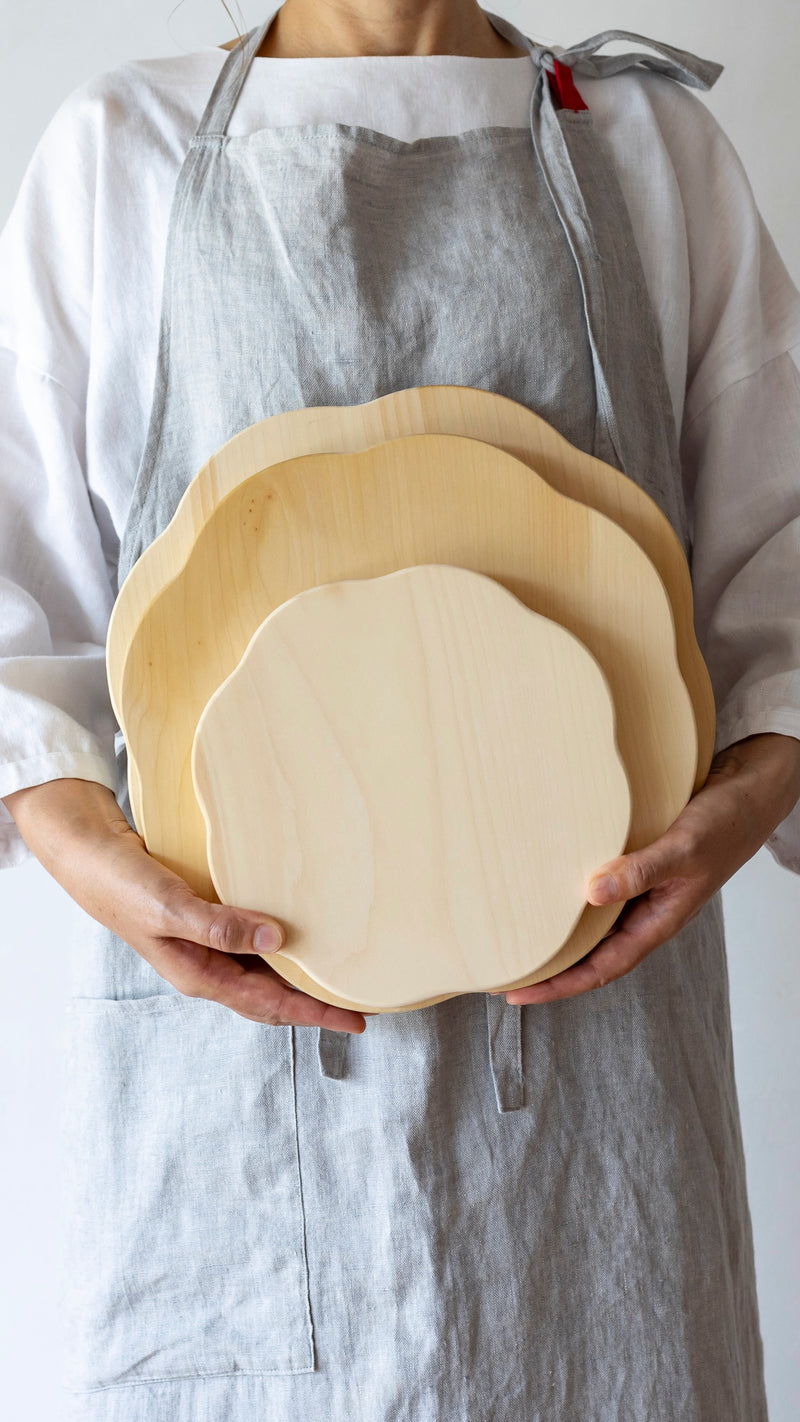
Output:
[254,0,529,59]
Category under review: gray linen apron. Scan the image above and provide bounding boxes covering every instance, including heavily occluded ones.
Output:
[61,10,769,1419]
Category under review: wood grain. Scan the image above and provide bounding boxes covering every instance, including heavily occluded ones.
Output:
[193,565,632,1010]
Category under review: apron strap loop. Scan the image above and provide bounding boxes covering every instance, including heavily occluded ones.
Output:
[485,996,525,1113]
[317,1026,350,1080]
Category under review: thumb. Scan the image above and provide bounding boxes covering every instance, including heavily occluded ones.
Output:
[585,844,673,906]
[166,890,286,956]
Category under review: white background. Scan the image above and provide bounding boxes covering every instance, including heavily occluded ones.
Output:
[0,2,798,1417]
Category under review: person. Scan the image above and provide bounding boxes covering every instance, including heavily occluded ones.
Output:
[1,1,799,1417]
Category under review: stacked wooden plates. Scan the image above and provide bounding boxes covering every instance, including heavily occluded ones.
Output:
[108,385,714,1012]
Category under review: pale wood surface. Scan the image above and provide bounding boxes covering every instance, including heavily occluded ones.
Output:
[108,385,714,794]
[193,565,633,1010]
[118,431,697,992]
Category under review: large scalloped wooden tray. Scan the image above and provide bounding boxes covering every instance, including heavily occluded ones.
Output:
[192,565,633,1011]
[116,431,698,995]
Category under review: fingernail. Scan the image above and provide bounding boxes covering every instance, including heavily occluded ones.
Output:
[254,924,283,951]
[589,874,618,902]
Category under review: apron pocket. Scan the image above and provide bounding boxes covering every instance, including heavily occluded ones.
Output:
[61,993,314,1391]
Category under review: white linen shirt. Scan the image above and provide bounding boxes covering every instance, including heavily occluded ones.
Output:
[1,44,799,871]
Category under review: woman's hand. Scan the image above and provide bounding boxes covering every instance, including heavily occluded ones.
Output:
[2,777,366,1034]
[502,731,800,1006]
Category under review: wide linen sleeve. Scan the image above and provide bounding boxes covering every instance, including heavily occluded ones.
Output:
[676,108,800,873]
[0,88,119,869]
[683,347,800,874]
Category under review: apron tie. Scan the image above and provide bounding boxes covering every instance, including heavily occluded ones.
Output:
[483,15,723,91]
[485,996,525,1113]
[318,1026,350,1079]
[554,30,723,89]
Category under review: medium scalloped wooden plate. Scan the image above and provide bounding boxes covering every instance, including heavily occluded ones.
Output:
[118,431,697,995]
[108,386,714,804]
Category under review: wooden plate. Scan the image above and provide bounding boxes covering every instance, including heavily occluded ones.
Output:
[192,565,633,1011]
[118,432,697,993]
[108,385,714,798]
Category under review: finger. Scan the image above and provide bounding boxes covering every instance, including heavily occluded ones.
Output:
[156,933,368,1033]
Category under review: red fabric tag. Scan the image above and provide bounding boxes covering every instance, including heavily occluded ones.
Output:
[548,58,589,112]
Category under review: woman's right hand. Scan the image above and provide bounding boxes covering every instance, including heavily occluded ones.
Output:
[2,776,366,1034]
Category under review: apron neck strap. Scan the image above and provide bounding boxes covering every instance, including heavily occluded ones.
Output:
[195,5,282,139]
[197,10,722,141]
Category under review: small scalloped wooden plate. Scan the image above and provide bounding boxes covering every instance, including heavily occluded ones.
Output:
[192,565,633,1012]
[118,431,697,996]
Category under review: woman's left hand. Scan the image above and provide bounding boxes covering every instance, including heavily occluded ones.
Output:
[502,731,800,1006]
